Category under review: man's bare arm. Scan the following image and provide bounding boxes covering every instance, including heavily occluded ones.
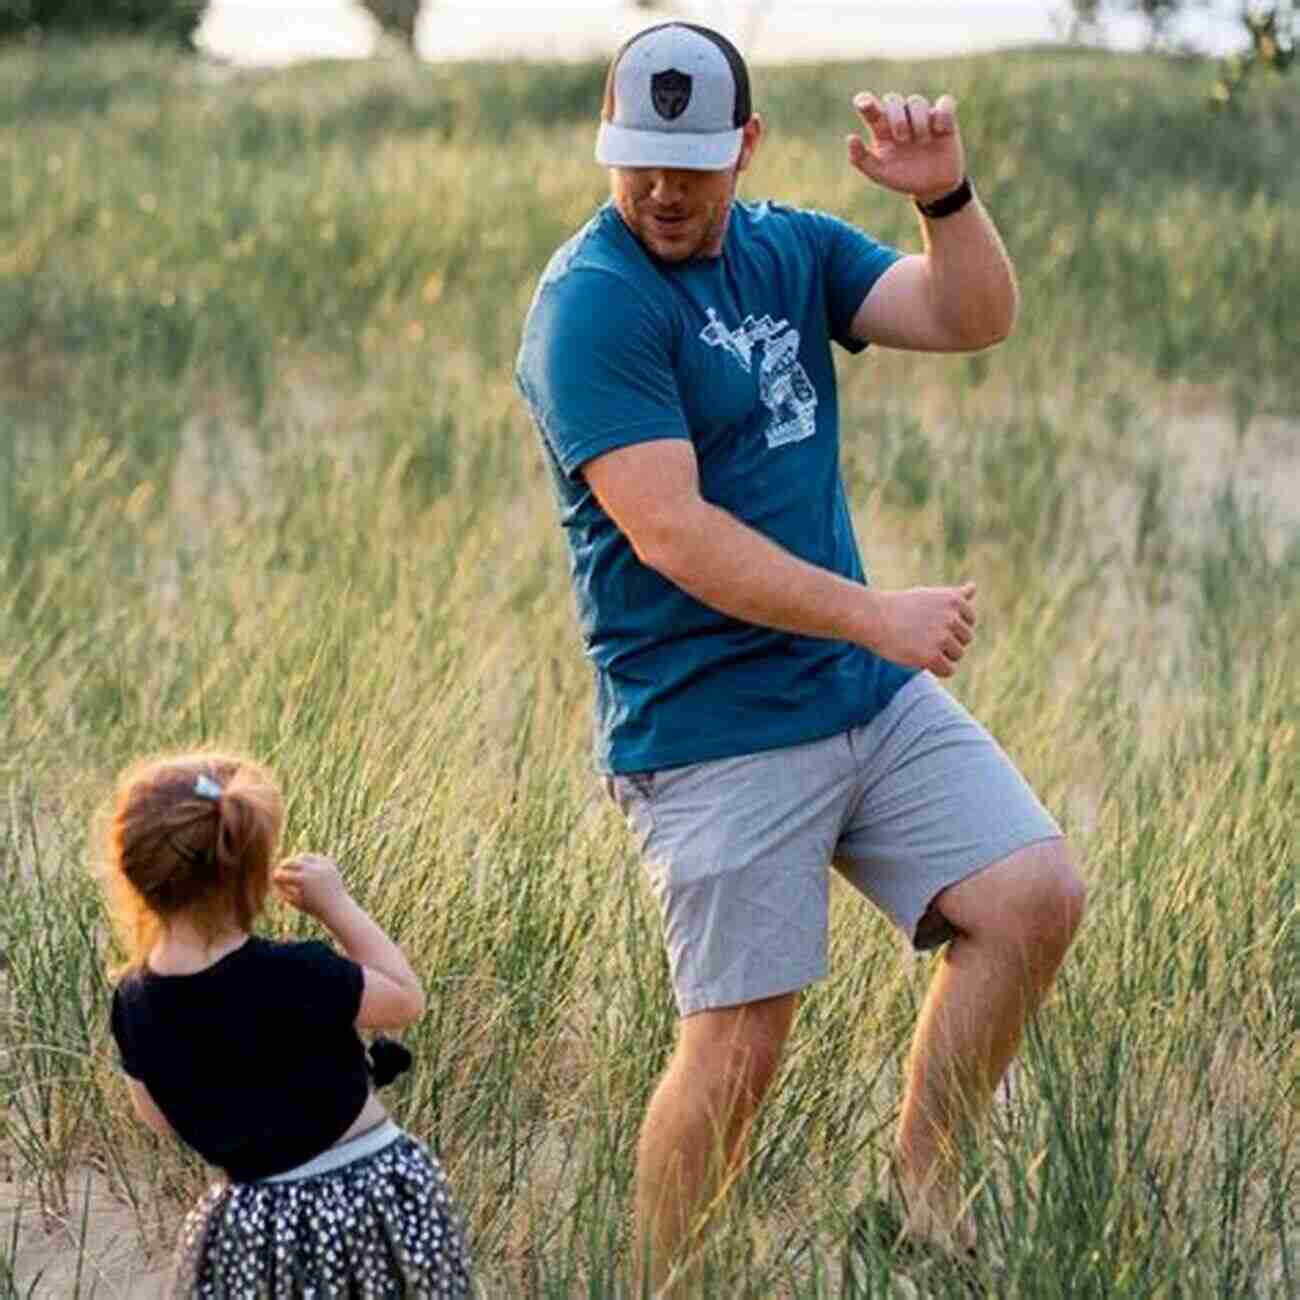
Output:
[583,439,975,679]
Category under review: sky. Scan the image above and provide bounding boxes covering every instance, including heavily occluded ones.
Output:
[196,1,1259,67]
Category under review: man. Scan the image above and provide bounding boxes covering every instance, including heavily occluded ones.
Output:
[516,21,1086,1291]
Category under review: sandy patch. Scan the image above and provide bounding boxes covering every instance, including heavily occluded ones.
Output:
[1,1170,172,1299]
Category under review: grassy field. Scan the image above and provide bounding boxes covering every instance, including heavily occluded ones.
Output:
[1,36,1297,1298]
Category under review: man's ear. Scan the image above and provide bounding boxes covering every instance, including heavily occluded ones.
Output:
[737,114,763,172]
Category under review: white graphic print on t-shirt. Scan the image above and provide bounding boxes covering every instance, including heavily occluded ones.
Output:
[700,308,818,448]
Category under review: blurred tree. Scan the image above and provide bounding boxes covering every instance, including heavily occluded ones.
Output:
[1130,0,1187,45]
[0,0,207,45]
[1060,0,1105,43]
[1210,2,1295,108]
[359,0,421,53]
[1063,0,1213,49]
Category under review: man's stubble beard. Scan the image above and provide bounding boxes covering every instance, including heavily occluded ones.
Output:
[637,194,732,263]
[613,165,741,264]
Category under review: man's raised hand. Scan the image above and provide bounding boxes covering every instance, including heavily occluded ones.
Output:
[846,92,966,205]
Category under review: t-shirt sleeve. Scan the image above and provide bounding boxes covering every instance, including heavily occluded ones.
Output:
[801,209,903,354]
[516,268,691,480]
[286,940,365,1028]
[109,982,144,1079]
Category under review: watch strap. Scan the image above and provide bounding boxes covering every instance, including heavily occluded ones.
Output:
[914,176,974,219]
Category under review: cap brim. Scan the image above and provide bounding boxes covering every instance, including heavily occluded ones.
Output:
[595,122,743,171]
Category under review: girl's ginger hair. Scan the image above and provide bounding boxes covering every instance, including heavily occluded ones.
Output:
[104,751,283,973]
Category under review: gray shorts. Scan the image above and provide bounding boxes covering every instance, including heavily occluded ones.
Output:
[606,672,1062,1017]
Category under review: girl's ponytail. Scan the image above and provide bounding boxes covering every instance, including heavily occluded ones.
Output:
[210,763,281,932]
[103,753,284,970]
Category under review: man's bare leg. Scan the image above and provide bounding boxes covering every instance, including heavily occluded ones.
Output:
[893,838,1086,1246]
[634,992,798,1295]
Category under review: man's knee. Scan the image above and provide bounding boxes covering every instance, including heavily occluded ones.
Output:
[1052,841,1088,940]
[1025,838,1087,947]
[1002,838,1086,963]
[941,837,1087,958]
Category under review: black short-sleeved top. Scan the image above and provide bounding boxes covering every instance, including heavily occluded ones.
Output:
[110,936,368,1182]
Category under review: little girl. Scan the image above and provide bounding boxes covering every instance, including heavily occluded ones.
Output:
[102,751,472,1298]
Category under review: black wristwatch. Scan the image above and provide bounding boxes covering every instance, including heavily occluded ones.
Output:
[914,177,974,219]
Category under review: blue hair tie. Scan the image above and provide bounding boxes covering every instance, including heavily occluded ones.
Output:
[194,774,223,801]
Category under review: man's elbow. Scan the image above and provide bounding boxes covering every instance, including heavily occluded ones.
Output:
[974,318,1014,350]
[626,515,698,582]
[990,280,1021,344]
[959,298,1018,351]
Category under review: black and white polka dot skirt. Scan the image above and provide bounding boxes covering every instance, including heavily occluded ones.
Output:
[170,1122,473,1298]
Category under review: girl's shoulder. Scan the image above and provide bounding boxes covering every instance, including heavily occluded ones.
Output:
[110,967,146,1022]
[255,934,364,987]
[113,936,360,1019]
[255,935,355,970]
[112,936,317,993]
[252,936,365,1020]
[115,935,360,993]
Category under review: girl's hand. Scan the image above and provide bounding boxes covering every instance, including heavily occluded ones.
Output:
[272,853,350,919]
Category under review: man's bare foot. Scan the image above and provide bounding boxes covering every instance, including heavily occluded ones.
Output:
[880,1160,977,1255]
[844,1191,983,1299]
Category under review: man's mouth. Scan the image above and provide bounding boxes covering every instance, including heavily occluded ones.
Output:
[646,210,688,231]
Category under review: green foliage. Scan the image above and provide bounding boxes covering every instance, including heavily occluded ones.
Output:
[0,0,207,46]
[1211,4,1296,109]
[0,39,1296,1296]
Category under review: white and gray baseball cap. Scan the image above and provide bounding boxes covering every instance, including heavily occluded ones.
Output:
[596,23,753,172]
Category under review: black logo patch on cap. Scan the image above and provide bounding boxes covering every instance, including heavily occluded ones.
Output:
[651,69,692,121]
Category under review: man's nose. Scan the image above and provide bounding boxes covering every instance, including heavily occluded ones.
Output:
[647,170,687,204]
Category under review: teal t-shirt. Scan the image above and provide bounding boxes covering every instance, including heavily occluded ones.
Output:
[515,199,915,774]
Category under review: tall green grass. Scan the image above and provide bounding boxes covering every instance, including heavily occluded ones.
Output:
[1,39,1296,1297]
